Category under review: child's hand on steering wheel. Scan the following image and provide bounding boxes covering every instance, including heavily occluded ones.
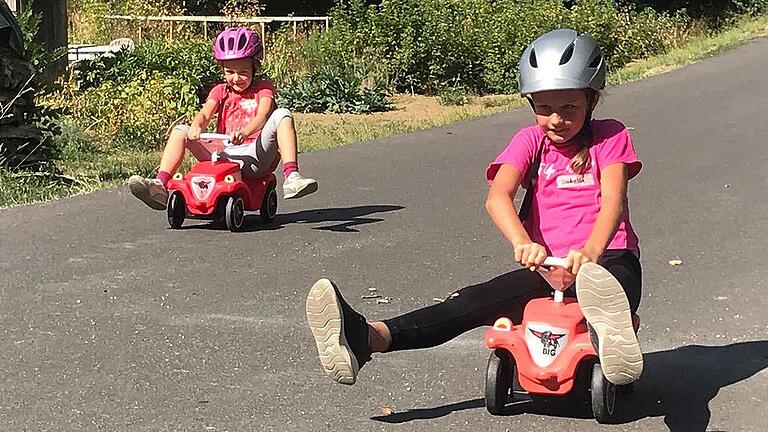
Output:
[229,130,245,145]
[188,125,202,141]
[565,248,600,275]
[514,242,548,271]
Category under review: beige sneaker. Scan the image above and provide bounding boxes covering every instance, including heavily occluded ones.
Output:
[576,263,643,385]
[306,278,371,385]
[283,171,318,199]
[128,175,168,210]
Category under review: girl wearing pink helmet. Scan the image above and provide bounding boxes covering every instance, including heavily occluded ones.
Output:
[128,27,317,210]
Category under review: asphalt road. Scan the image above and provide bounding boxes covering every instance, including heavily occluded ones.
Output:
[1,38,767,432]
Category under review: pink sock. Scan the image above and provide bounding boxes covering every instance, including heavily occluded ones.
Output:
[283,161,298,179]
[156,171,171,187]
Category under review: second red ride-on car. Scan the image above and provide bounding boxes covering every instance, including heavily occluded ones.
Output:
[165,133,278,231]
[483,257,638,423]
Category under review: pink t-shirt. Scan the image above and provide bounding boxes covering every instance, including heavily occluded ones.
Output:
[486,119,642,257]
[206,79,276,142]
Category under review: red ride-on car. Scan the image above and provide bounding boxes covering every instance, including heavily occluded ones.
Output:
[483,257,639,423]
[165,133,278,231]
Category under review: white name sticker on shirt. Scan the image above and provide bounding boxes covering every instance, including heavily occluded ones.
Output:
[240,100,257,112]
[556,173,595,188]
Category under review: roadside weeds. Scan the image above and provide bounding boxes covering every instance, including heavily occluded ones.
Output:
[4,14,768,209]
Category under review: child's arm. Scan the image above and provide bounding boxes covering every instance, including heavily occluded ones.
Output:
[187,99,219,140]
[569,163,628,273]
[229,95,273,144]
[486,164,547,270]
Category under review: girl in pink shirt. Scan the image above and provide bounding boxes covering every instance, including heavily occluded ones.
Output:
[305,29,644,389]
[128,27,318,211]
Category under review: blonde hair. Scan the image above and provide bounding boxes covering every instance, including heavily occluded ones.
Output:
[569,90,600,174]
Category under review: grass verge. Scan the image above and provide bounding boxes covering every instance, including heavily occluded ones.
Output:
[4,14,768,208]
[608,14,768,85]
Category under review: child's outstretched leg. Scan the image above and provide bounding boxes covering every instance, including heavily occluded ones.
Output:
[275,114,318,199]
[128,126,190,210]
[306,270,552,385]
[576,261,643,385]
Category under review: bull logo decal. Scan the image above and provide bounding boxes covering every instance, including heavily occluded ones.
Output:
[190,176,215,201]
[529,328,566,356]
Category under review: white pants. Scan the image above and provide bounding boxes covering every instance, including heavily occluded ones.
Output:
[176,108,292,178]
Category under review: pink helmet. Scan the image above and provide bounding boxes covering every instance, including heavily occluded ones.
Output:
[213,27,264,62]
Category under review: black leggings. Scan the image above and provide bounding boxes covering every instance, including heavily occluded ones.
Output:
[382,250,642,352]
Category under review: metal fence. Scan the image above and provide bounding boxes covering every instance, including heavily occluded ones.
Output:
[102,15,330,45]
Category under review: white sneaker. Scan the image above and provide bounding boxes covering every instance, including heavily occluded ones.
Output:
[128,175,168,210]
[283,171,318,199]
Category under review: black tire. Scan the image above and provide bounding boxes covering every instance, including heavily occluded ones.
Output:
[485,349,514,415]
[166,191,185,229]
[591,362,616,423]
[260,182,278,222]
[212,196,228,227]
[567,359,595,404]
[225,196,245,231]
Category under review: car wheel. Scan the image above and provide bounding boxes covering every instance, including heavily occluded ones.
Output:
[260,182,278,222]
[591,362,616,423]
[485,349,514,415]
[225,195,245,231]
[167,191,185,229]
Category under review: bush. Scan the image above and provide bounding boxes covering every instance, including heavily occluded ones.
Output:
[316,0,692,94]
[437,84,469,106]
[279,65,391,114]
[45,39,223,154]
[262,27,312,87]
[73,39,220,101]
[68,0,187,43]
[620,1,768,26]
[47,0,753,158]
[46,70,200,153]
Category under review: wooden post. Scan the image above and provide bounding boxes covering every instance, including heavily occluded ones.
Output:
[260,22,266,57]
[325,17,330,31]
[203,20,208,39]
[169,20,173,41]
[293,21,297,37]
[28,0,68,78]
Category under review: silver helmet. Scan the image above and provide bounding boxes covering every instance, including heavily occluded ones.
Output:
[518,29,606,96]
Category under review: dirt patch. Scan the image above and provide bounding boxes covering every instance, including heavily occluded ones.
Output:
[294,93,523,127]
[291,93,526,151]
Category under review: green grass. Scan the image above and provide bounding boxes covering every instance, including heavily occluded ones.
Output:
[608,14,768,85]
[297,97,525,153]
[0,169,96,208]
[4,13,768,208]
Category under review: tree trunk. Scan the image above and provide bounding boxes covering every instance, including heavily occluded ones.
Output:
[27,0,68,77]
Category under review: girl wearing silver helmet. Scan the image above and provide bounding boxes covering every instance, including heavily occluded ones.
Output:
[305,30,643,389]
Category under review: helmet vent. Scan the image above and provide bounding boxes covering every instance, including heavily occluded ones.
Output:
[559,43,574,65]
[529,50,538,68]
[589,53,603,68]
[238,33,247,50]
[227,37,234,51]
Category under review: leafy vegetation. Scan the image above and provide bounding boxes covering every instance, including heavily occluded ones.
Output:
[3,0,768,207]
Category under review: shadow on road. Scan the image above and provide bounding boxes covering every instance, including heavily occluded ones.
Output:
[614,341,768,431]
[179,204,404,232]
[371,398,485,423]
[371,341,768,431]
